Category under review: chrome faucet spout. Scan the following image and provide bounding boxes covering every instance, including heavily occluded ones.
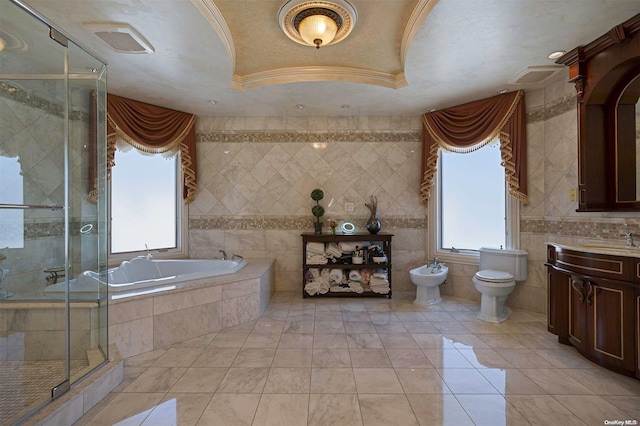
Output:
[619,233,635,247]
[218,250,228,260]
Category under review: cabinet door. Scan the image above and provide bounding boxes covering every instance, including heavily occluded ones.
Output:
[589,279,635,373]
[568,276,588,353]
[636,289,640,379]
[547,268,569,340]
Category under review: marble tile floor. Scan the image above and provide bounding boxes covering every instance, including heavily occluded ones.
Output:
[74,292,640,426]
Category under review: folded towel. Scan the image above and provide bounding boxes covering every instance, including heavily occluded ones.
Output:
[348,270,362,282]
[373,270,388,280]
[306,253,328,265]
[338,241,369,253]
[326,243,342,258]
[330,286,353,292]
[307,242,325,255]
[370,277,389,286]
[348,281,364,293]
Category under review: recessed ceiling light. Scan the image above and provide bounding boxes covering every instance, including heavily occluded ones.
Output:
[429,108,436,112]
[497,89,509,94]
[209,100,217,105]
[295,104,305,109]
[548,50,566,59]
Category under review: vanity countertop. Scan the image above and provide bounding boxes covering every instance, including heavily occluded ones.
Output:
[549,242,640,259]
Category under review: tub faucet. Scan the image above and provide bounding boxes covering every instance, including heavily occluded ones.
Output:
[218,250,228,260]
[619,232,635,247]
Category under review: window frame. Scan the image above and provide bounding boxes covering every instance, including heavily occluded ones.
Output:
[107,149,188,265]
[427,145,520,266]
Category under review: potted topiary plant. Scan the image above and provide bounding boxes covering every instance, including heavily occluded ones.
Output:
[310,188,325,234]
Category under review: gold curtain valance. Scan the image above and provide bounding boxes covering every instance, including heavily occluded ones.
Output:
[419,90,527,205]
[106,94,197,204]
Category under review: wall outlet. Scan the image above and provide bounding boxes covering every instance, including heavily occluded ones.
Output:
[344,202,354,212]
[569,188,578,202]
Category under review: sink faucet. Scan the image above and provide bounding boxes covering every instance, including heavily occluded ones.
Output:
[432,257,441,269]
[619,232,635,247]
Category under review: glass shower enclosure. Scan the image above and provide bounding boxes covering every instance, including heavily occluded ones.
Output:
[0,1,108,423]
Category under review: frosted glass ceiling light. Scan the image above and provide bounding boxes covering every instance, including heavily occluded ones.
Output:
[279,0,357,49]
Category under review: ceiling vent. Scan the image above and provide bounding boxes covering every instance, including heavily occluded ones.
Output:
[508,65,564,86]
[83,23,154,54]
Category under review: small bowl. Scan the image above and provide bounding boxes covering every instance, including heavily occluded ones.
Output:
[352,257,364,264]
[372,256,387,263]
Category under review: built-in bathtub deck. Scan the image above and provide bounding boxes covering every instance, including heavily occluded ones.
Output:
[109,258,275,358]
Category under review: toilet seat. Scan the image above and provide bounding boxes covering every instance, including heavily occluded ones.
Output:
[474,269,514,284]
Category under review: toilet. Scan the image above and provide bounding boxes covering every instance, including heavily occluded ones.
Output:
[472,247,527,323]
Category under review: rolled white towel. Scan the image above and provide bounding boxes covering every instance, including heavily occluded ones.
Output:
[348,270,362,282]
[307,242,325,255]
[329,269,343,286]
[305,281,321,295]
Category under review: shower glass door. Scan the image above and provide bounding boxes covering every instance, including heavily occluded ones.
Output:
[0,1,108,423]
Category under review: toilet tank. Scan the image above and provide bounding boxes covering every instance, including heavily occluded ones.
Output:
[478,247,528,281]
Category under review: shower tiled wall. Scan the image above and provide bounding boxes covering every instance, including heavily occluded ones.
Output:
[190,116,428,292]
[0,83,97,294]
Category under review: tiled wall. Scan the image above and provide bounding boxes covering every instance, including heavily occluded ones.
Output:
[0,82,98,293]
[190,117,428,292]
[191,73,640,314]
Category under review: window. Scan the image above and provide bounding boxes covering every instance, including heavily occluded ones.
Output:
[109,148,186,259]
[429,140,518,261]
[0,156,24,248]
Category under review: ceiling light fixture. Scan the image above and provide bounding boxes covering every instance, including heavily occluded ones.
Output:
[548,50,566,59]
[279,0,357,49]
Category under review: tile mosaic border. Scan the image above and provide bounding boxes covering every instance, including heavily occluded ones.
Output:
[2,219,99,240]
[189,216,426,230]
[0,82,89,121]
[526,94,576,123]
[197,130,421,143]
[521,217,638,240]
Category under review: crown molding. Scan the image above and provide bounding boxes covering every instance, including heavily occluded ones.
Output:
[191,0,235,68]
[401,0,439,66]
[232,66,408,90]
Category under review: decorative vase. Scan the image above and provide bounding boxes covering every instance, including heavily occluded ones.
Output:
[313,222,323,235]
[366,213,381,234]
[331,227,336,235]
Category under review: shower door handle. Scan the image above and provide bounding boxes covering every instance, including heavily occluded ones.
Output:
[0,203,64,211]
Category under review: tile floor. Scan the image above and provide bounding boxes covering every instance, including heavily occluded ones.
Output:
[75,292,640,425]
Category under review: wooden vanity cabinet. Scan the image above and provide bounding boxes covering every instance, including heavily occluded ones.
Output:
[547,267,570,343]
[637,287,640,378]
[547,244,638,377]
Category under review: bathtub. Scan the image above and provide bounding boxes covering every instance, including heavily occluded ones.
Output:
[44,257,248,294]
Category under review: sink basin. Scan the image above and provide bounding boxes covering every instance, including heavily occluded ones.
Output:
[410,264,448,305]
[410,264,448,286]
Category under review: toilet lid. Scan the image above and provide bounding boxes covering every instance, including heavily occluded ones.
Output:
[475,269,513,283]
